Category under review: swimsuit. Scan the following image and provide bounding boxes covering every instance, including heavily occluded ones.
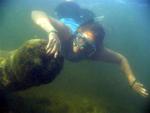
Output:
[60,18,80,35]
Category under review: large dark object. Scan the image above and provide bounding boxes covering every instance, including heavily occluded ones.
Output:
[0,39,64,92]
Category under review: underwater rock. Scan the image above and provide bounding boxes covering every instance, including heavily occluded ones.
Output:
[0,39,64,92]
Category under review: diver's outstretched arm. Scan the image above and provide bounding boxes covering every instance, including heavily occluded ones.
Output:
[31,10,62,58]
[95,47,149,97]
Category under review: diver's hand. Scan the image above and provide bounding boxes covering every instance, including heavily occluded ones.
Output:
[132,81,149,97]
[46,31,61,58]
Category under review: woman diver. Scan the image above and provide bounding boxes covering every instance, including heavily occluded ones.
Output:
[31,0,148,97]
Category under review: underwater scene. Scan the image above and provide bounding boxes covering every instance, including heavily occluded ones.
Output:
[0,0,150,113]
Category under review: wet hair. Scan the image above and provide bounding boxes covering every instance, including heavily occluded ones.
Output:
[55,1,81,21]
[79,8,95,24]
[55,1,95,24]
[78,21,105,50]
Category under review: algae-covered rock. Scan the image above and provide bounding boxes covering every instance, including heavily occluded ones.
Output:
[0,39,64,91]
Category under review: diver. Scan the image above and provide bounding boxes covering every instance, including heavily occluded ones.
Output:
[31,0,148,97]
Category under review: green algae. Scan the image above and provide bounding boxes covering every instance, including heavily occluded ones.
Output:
[0,39,64,91]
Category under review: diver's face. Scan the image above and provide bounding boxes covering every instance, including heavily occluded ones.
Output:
[73,33,94,53]
[73,38,85,53]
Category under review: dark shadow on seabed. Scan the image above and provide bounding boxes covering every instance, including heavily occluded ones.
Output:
[0,91,53,113]
[143,96,150,113]
[0,90,102,113]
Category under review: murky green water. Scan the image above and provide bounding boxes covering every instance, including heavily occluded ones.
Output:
[0,0,150,113]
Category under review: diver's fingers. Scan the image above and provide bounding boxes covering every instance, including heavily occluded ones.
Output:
[140,87,147,92]
[138,83,144,87]
[139,90,149,97]
[47,43,56,55]
[139,87,147,94]
[134,83,144,92]
[133,82,143,89]
[46,48,52,54]
[135,84,149,97]
[46,39,56,54]
[145,91,149,96]
[47,37,54,47]
[140,87,149,96]
[46,38,55,50]
[54,51,58,58]
[50,43,57,54]
[135,82,143,87]
[142,91,149,97]
[46,43,53,54]
[46,41,50,50]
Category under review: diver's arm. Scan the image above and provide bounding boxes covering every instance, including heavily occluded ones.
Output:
[31,10,57,33]
[31,10,62,58]
[95,47,149,97]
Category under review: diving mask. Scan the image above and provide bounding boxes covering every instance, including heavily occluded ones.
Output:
[73,32,96,56]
